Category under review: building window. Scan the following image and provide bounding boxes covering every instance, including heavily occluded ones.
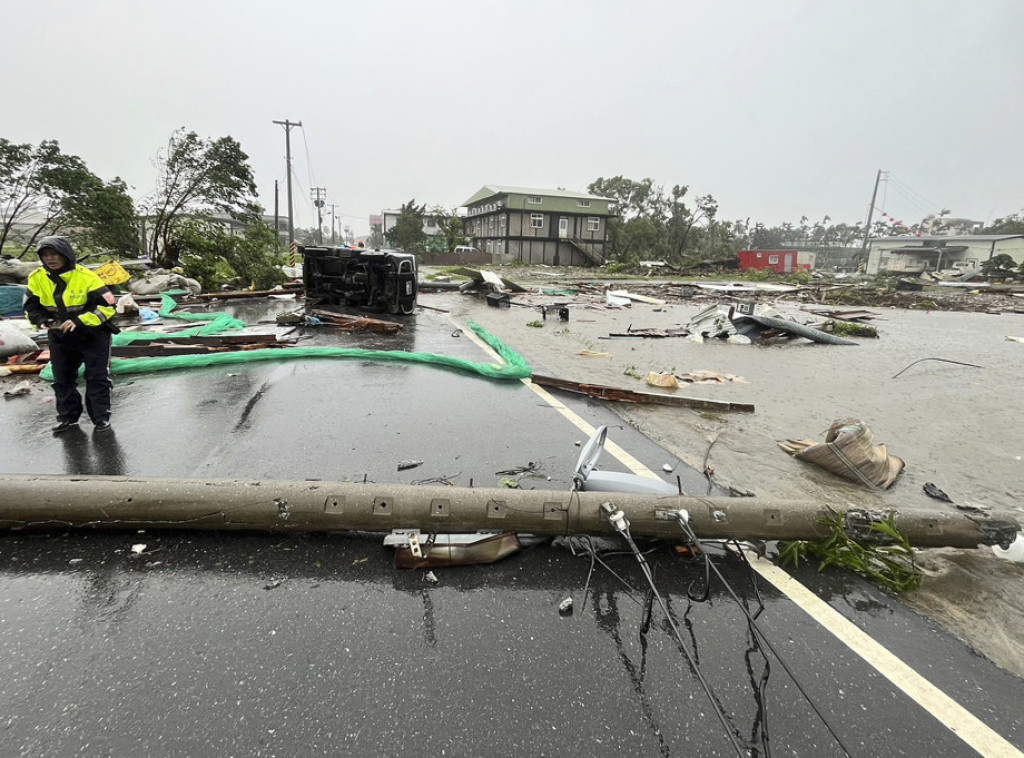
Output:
[578,200,591,208]
[499,215,506,232]
[527,196,543,205]
[586,217,600,232]
[768,255,779,264]
[530,213,543,228]
[425,218,436,229]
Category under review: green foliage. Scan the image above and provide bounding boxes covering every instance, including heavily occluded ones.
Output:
[430,205,468,252]
[779,508,922,593]
[0,138,139,257]
[526,320,543,328]
[385,198,426,252]
[828,321,878,338]
[587,176,726,265]
[980,253,1017,276]
[144,128,260,268]
[177,219,286,291]
[367,223,385,249]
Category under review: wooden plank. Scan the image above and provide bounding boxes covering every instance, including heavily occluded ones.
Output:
[530,373,755,413]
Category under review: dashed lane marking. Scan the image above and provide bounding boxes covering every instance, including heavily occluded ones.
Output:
[451,316,660,480]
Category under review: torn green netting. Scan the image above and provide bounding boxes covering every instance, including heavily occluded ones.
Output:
[40,291,530,381]
[111,292,247,345]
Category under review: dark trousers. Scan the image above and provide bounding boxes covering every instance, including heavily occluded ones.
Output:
[49,328,113,424]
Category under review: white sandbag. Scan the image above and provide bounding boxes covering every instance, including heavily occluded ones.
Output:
[127,273,202,295]
[0,320,39,358]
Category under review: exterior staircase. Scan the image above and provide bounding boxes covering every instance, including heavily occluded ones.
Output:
[566,235,605,266]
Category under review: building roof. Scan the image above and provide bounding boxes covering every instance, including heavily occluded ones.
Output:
[871,234,1024,244]
[462,185,613,206]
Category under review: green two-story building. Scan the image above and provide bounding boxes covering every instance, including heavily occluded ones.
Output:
[461,185,615,267]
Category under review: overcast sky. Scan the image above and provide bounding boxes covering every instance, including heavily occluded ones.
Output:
[5,0,1022,236]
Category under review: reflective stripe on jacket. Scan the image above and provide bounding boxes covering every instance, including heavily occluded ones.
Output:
[25,265,116,328]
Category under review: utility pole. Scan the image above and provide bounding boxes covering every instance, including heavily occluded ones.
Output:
[311,188,326,244]
[273,180,280,251]
[859,169,886,265]
[328,204,338,244]
[272,119,302,243]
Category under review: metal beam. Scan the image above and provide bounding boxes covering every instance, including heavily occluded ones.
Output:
[0,475,1016,549]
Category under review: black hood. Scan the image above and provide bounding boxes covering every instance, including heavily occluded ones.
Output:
[36,236,76,271]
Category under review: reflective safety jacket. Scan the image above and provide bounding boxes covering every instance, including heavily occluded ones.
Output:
[24,265,116,330]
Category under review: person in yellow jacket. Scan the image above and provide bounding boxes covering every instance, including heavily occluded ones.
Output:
[24,236,119,434]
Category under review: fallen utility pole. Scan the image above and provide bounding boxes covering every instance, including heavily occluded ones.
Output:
[531,374,756,413]
[0,475,1016,549]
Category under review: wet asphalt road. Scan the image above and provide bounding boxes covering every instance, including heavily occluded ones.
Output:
[1,298,1023,757]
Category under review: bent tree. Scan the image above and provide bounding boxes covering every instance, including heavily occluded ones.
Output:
[144,129,260,269]
[0,138,137,258]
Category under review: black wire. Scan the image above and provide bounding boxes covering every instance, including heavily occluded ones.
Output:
[676,522,853,758]
[892,357,983,379]
[613,519,749,758]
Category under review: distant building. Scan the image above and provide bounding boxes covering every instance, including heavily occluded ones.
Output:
[866,235,1024,275]
[461,185,615,266]
[738,250,815,273]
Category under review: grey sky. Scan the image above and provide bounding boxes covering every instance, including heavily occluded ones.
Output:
[5,0,1022,236]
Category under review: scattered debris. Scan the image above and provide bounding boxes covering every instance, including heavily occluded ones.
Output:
[606,289,667,306]
[308,309,403,334]
[645,372,679,389]
[2,380,32,399]
[779,419,904,489]
[424,571,438,583]
[923,483,991,514]
[558,597,574,616]
[531,373,755,412]
[495,462,540,476]
[579,349,611,358]
[1006,336,1024,344]
[130,543,147,555]
[604,291,632,308]
[675,371,748,384]
[263,579,285,590]
[397,460,424,471]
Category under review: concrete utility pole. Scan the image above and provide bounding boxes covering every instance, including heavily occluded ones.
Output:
[328,203,338,244]
[859,169,886,264]
[273,180,280,250]
[311,188,326,244]
[0,475,1017,548]
[272,119,302,243]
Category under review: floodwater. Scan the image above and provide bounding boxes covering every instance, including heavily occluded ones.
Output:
[450,288,1024,677]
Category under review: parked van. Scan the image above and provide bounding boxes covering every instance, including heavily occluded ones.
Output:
[453,245,480,255]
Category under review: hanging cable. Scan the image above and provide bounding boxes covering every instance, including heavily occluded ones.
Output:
[671,514,854,757]
[600,502,749,757]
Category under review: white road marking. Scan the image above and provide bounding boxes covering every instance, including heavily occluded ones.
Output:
[459,314,1022,756]
[453,316,660,480]
[747,558,1023,758]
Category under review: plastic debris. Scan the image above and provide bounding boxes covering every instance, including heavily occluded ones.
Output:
[397,460,424,471]
[2,380,32,399]
[131,543,147,555]
[645,372,679,388]
[424,571,438,583]
[558,597,574,616]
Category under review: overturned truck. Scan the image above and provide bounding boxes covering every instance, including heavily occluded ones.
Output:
[302,245,417,315]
